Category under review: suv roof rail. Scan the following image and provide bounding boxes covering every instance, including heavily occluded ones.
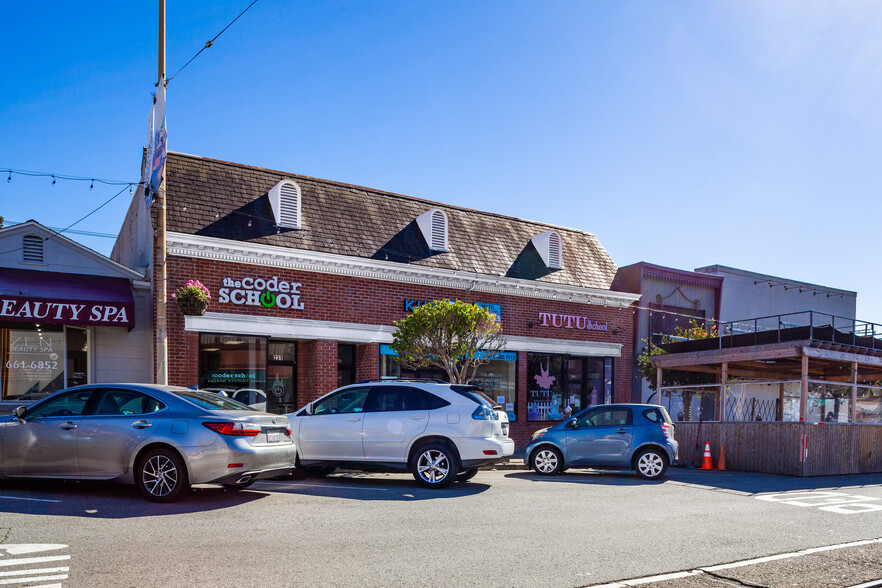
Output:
[355,378,448,384]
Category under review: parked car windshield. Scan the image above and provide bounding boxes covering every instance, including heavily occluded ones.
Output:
[175,390,256,411]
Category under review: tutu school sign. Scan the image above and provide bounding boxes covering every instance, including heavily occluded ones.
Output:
[538,312,608,332]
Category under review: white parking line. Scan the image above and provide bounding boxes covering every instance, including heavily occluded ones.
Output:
[0,567,70,577]
[0,496,62,503]
[0,556,70,569]
[0,574,68,585]
[589,537,882,587]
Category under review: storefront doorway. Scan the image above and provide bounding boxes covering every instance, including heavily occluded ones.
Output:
[267,341,297,414]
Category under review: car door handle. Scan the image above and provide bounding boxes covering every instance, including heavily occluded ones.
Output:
[59,422,77,430]
[617,428,628,434]
[410,415,426,420]
[132,420,153,429]
[347,417,362,422]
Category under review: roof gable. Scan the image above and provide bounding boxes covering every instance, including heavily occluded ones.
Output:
[0,221,143,279]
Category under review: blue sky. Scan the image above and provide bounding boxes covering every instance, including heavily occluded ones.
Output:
[2,1,880,317]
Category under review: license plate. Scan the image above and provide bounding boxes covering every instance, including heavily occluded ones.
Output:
[266,430,281,443]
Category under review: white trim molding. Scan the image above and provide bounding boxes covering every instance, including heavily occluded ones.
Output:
[184,312,622,357]
[166,232,640,307]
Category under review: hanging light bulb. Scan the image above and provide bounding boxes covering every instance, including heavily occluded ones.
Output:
[276,226,280,235]
[90,179,94,190]
[6,171,11,183]
[52,176,56,186]
[248,218,252,227]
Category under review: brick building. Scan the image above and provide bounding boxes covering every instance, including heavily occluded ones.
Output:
[113,152,639,447]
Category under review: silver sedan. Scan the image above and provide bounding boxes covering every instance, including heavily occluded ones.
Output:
[0,384,297,502]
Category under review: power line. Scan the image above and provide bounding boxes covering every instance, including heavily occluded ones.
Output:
[0,184,131,257]
[1,220,116,239]
[166,0,260,84]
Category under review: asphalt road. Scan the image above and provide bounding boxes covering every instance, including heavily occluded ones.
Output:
[2,468,882,587]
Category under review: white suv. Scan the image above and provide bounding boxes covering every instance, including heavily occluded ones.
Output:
[284,380,514,488]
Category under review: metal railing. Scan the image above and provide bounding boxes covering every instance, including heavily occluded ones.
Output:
[655,311,882,352]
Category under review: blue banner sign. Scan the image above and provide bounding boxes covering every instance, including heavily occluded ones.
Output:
[403,299,501,321]
[380,344,515,362]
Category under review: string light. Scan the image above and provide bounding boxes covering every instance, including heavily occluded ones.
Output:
[6,172,10,183]
[51,176,56,186]
[90,180,94,190]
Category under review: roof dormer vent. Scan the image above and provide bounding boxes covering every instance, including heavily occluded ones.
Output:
[22,234,44,264]
[416,208,448,251]
[268,180,302,229]
[531,231,562,269]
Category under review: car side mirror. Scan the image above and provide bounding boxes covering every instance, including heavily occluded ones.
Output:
[13,406,26,421]
[565,418,578,429]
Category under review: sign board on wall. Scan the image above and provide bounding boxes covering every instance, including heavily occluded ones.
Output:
[404,299,502,321]
[219,277,304,310]
[538,312,607,331]
[0,298,133,328]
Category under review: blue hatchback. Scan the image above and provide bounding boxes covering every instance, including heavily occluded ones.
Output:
[524,404,678,480]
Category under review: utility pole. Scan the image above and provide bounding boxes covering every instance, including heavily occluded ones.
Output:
[155,0,168,385]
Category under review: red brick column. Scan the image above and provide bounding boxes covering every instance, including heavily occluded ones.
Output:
[356,343,380,382]
[297,340,337,404]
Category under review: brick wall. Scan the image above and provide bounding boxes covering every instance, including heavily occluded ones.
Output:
[161,255,636,448]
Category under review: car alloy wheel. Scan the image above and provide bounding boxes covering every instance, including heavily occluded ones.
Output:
[137,448,188,502]
[532,447,563,475]
[412,443,459,489]
[635,449,667,480]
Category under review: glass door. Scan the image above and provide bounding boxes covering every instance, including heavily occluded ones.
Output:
[267,341,297,414]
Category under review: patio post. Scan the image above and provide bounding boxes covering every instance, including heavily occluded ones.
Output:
[850,362,858,423]
[719,362,728,421]
[800,353,809,421]
[656,366,663,406]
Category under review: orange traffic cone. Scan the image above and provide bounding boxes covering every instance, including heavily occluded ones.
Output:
[717,445,726,470]
[700,442,714,470]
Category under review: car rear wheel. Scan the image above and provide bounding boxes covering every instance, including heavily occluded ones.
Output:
[456,467,480,483]
[531,447,563,475]
[136,448,189,503]
[412,443,459,489]
[634,448,668,480]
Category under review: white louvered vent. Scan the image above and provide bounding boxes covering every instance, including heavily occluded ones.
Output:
[22,235,44,263]
[416,208,448,252]
[531,231,563,269]
[268,180,302,229]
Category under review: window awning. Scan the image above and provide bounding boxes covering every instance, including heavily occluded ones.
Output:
[0,268,135,328]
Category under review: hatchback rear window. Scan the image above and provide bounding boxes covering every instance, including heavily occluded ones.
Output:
[643,407,672,424]
[450,385,497,408]
[175,390,255,411]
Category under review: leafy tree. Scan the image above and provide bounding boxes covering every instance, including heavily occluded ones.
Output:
[391,300,505,384]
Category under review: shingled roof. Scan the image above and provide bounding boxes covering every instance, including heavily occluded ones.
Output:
[159,152,618,290]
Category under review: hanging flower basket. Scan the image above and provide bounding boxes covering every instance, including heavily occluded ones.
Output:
[173,279,211,316]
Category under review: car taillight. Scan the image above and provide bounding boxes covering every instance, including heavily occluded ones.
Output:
[660,423,672,438]
[203,422,261,437]
[287,427,292,436]
[472,405,498,420]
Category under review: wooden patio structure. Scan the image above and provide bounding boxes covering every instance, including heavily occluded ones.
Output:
[650,311,882,476]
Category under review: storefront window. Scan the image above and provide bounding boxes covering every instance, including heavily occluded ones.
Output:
[528,354,615,422]
[470,353,517,421]
[379,345,517,419]
[527,353,566,421]
[199,334,266,392]
[0,323,65,401]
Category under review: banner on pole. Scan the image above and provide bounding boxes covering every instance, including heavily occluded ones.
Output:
[146,79,167,208]
[144,98,156,208]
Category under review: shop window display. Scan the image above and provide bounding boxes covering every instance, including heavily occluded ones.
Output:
[379,345,517,419]
[199,334,266,393]
[0,323,65,401]
[528,353,614,421]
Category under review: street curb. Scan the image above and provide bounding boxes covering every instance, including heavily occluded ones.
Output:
[481,459,528,471]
